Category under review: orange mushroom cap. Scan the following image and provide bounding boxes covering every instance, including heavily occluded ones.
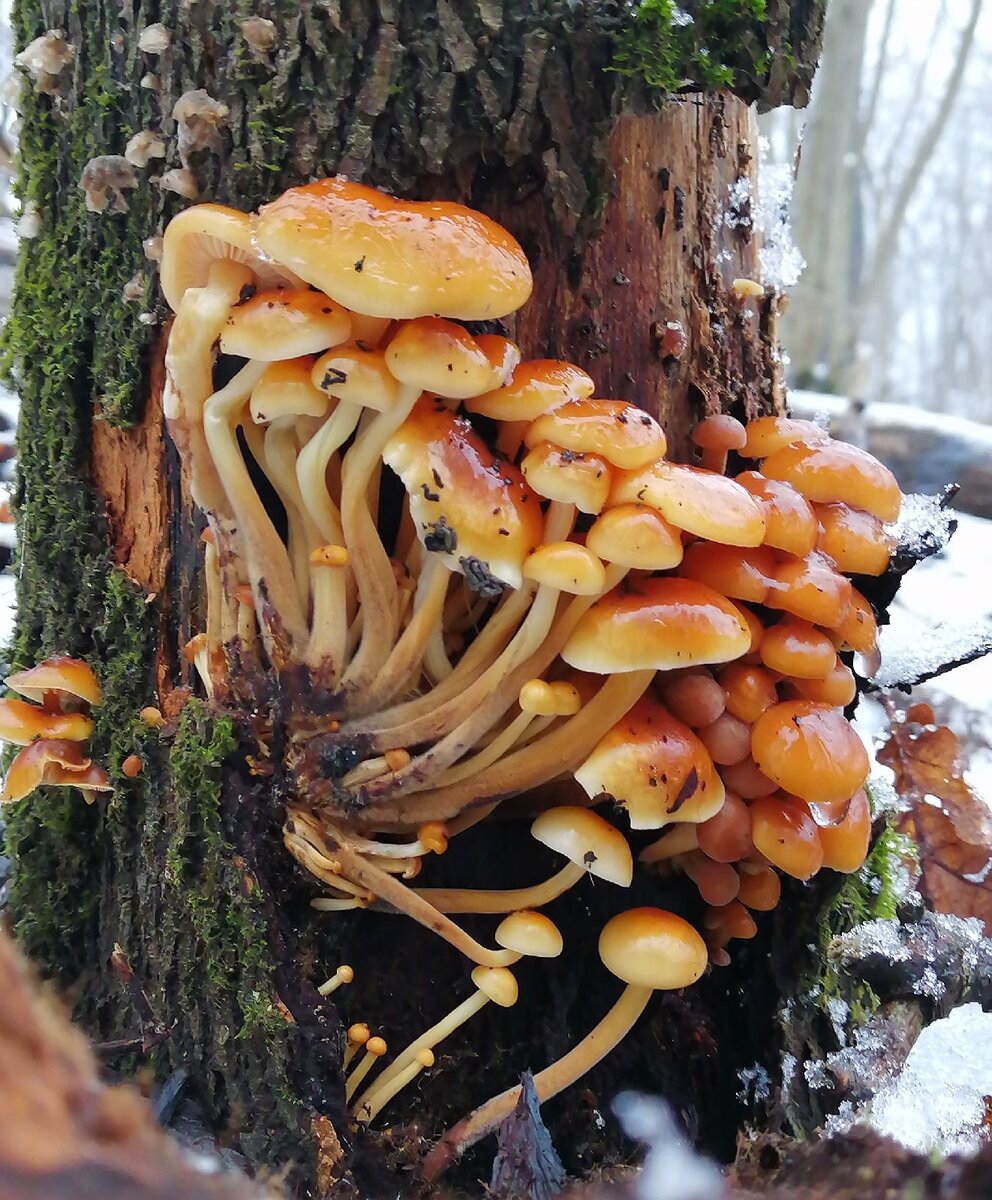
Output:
[521,443,612,515]
[784,657,857,707]
[693,415,747,453]
[599,908,708,991]
[735,471,819,557]
[696,711,752,766]
[749,794,824,880]
[736,863,782,911]
[253,177,532,320]
[1,738,93,804]
[679,543,777,605]
[585,504,684,571]
[718,663,778,724]
[311,345,404,411]
[818,787,872,873]
[683,851,741,907]
[474,335,522,391]
[611,462,766,547]
[719,756,778,799]
[383,398,543,590]
[759,620,836,680]
[6,657,102,707]
[574,697,725,830]
[0,698,94,745]
[766,552,853,629]
[761,440,901,523]
[522,542,607,596]
[660,671,726,728]
[219,288,351,360]
[815,503,893,577]
[249,357,330,423]
[159,202,301,312]
[834,587,879,655]
[385,317,495,400]
[751,700,869,806]
[563,578,752,674]
[740,415,829,459]
[524,399,667,471]
[465,359,594,422]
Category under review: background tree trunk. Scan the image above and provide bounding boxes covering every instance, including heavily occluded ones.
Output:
[3,2,825,1194]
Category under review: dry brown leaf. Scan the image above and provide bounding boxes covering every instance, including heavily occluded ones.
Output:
[879,721,992,931]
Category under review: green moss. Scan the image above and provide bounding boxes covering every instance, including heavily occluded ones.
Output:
[613,0,774,96]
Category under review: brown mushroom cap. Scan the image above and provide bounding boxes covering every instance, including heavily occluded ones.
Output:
[494,911,564,959]
[521,443,612,514]
[696,792,753,862]
[740,415,829,459]
[383,398,543,589]
[219,288,351,360]
[718,663,778,724]
[611,462,766,547]
[465,360,595,422]
[6,657,102,707]
[598,908,708,990]
[522,542,607,596]
[160,202,301,312]
[562,578,752,673]
[751,700,870,806]
[585,504,683,571]
[249,357,330,423]
[385,317,495,399]
[530,806,634,887]
[736,863,782,910]
[735,471,818,557]
[1,738,94,804]
[253,177,532,320]
[525,399,667,470]
[679,543,777,605]
[575,697,725,830]
[761,440,902,523]
[693,415,747,453]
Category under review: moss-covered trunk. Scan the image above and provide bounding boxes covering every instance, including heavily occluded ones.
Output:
[3,2,825,1194]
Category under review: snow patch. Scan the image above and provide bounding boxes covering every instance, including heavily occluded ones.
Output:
[614,1093,724,1200]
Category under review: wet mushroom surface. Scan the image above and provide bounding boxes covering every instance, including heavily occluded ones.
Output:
[98,175,915,1177]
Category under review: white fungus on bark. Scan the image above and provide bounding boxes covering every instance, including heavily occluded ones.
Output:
[138,24,172,54]
[16,201,41,240]
[172,90,229,166]
[124,130,166,168]
[158,167,199,201]
[122,271,145,302]
[78,155,138,215]
[14,30,74,96]
[142,234,164,262]
[240,17,278,58]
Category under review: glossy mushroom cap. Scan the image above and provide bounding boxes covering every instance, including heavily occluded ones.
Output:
[159,202,300,311]
[253,177,532,320]
[495,911,564,959]
[679,543,776,604]
[767,552,853,628]
[522,543,606,596]
[574,698,725,830]
[521,444,612,514]
[736,863,782,910]
[818,787,872,873]
[470,966,519,1008]
[749,794,824,880]
[759,621,836,679]
[696,792,753,862]
[785,657,858,707]
[598,908,708,990]
[0,697,94,745]
[6,657,102,707]
[815,503,893,576]
[474,335,522,391]
[751,700,870,806]
[385,318,495,399]
[525,399,667,470]
[740,415,829,459]
[563,578,751,673]
[735,472,818,557]
[585,504,683,571]
[693,414,746,453]
[466,360,594,422]
[383,399,543,589]
[1,738,110,804]
[311,345,404,411]
[249,358,330,423]
[610,462,766,547]
[219,289,351,360]
[718,663,778,724]
[530,806,633,887]
[761,440,901,523]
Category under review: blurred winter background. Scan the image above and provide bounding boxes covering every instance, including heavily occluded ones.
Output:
[0,0,988,790]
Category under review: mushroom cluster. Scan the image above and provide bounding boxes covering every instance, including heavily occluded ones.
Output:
[159,178,900,1144]
[0,657,110,804]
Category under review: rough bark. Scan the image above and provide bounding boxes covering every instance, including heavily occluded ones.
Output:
[3,1,825,1195]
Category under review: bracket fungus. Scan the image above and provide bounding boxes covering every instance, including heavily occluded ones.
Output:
[157,177,908,1151]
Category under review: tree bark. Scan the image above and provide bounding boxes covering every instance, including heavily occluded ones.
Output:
[3,2,825,1194]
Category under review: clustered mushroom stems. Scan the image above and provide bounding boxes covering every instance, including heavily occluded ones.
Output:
[151,178,903,1160]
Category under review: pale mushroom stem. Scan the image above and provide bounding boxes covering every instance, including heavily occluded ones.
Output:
[203,360,310,652]
[354,1052,433,1126]
[639,825,700,865]
[412,861,585,915]
[203,537,226,684]
[352,990,493,1120]
[422,984,653,1180]
[258,418,315,608]
[340,388,422,694]
[365,556,452,706]
[433,710,537,787]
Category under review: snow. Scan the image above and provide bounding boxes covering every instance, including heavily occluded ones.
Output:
[614,1093,724,1200]
[755,138,806,290]
[861,1004,992,1156]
